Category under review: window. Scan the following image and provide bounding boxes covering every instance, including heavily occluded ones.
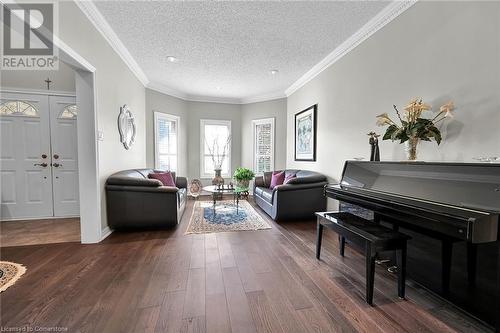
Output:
[201,119,231,177]
[253,118,275,174]
[0,101,38,117]
[154,112,179,172]
[59,104,78,119]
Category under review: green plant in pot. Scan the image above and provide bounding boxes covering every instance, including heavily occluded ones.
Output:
[233,167,255,189]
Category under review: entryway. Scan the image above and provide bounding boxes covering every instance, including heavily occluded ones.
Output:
[0,91,79,221]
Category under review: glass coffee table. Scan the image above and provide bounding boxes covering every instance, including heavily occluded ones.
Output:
[203,185,249,216]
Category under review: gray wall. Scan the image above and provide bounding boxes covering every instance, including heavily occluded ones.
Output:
[59,2,146,230]
[1,61,76,92]
[241,98,287,171]
[286,1,500,208]
[145,88,188,176]
[145,90,288,185]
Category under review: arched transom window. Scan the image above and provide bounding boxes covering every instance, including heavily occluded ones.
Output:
[59,104,78,119]
[0,101,39,117]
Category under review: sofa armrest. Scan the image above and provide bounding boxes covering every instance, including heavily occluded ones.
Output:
[176,176,188,189]
[106,177,162,187]
[106,185,179,193]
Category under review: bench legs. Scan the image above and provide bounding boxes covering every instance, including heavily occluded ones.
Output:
[365,243,377,305]
[316,221,323,259]
[396,242,407,299]
[339,236,346,257]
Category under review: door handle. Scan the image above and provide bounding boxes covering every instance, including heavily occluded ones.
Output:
[52,163,62,168]
[34,163,48,167]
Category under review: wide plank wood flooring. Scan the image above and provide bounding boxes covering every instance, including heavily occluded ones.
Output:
[0,198,492,332]
[0,218,80,247]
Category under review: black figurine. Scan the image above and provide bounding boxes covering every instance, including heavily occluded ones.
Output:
[367,132,380,161]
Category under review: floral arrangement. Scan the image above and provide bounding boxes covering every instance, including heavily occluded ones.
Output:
[206,135,231,170]
[376,98,454,160]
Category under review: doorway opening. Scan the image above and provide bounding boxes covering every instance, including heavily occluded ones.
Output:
[1,40,102,245]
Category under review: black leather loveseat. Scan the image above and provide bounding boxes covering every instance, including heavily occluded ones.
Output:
[105,169,187,229]
[253,170,327,221]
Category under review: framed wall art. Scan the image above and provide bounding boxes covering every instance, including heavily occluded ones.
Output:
[294,104,317,161]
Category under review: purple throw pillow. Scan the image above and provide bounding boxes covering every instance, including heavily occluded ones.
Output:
[284,173,297,184]
[148,172,176,187]
[270,171,285,189]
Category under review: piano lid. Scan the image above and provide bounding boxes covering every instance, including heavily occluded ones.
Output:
[340,161,500,213]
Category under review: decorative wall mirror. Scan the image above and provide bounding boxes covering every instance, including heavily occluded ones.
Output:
[118,104,136,150]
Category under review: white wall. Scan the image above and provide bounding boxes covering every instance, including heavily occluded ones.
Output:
[59,2,146,230]
[241,98,287,171]
[1,61,76,92]
[286,1,500,209]
[145,88,188,176]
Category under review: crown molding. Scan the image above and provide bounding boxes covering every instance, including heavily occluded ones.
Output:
[147,81,284,105]
[146,82,188,100]
[75,1,149,86]
[241,91,286,104]
[285,0,417,97]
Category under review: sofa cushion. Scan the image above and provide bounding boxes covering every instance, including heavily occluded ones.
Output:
[284,173,296,184]
[148,171,176,187]
[270,171,285,189]
[259,187,274,204]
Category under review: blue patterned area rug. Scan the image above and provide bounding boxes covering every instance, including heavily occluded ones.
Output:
[185,200,271,234]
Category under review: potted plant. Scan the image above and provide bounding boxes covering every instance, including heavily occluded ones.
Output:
[376,98,454,160]
[233,167,255,189]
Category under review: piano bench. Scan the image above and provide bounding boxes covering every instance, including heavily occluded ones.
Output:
[315,211,411,305]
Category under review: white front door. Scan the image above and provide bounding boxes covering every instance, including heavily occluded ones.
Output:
[49,96,79,217]
[0,93,53,219]
[0,92,79,220]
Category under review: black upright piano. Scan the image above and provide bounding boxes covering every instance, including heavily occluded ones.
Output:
[325,161,500,331]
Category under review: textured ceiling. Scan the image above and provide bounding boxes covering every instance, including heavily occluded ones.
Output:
[94,1,390,101]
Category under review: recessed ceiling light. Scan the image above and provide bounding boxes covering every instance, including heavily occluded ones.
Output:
[270,69,279,75]
[216,86,221,91]
[166,56,178,63]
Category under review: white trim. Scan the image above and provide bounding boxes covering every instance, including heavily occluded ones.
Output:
[186,94,241,105]
[285,0,417,96]
[1,87,76,97]
[154,112,180,172]
[0,215,79,222]
[100,226,113,241]
[200,119,232,178]
[241,91,286,104]
[253,117,275,175]
[74,1,149,86]
[147,82,188,101]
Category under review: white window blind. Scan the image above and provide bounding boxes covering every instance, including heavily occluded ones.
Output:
[200,119,231,177]
[154,112,179,172]
[253,118,275,174]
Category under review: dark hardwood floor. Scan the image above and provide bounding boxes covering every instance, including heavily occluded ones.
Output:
[0,218,80,247]
[0,198,492,332]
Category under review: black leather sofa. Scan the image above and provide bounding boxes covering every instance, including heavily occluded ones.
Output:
[105,169,187,229]
[253,170,327,221]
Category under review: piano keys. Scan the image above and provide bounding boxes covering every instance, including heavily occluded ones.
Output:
[325,161,500,331]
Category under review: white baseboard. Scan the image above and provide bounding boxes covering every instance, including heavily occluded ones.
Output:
[100,226,113,241]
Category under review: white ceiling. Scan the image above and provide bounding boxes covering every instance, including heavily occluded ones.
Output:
[93,1,391,103]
